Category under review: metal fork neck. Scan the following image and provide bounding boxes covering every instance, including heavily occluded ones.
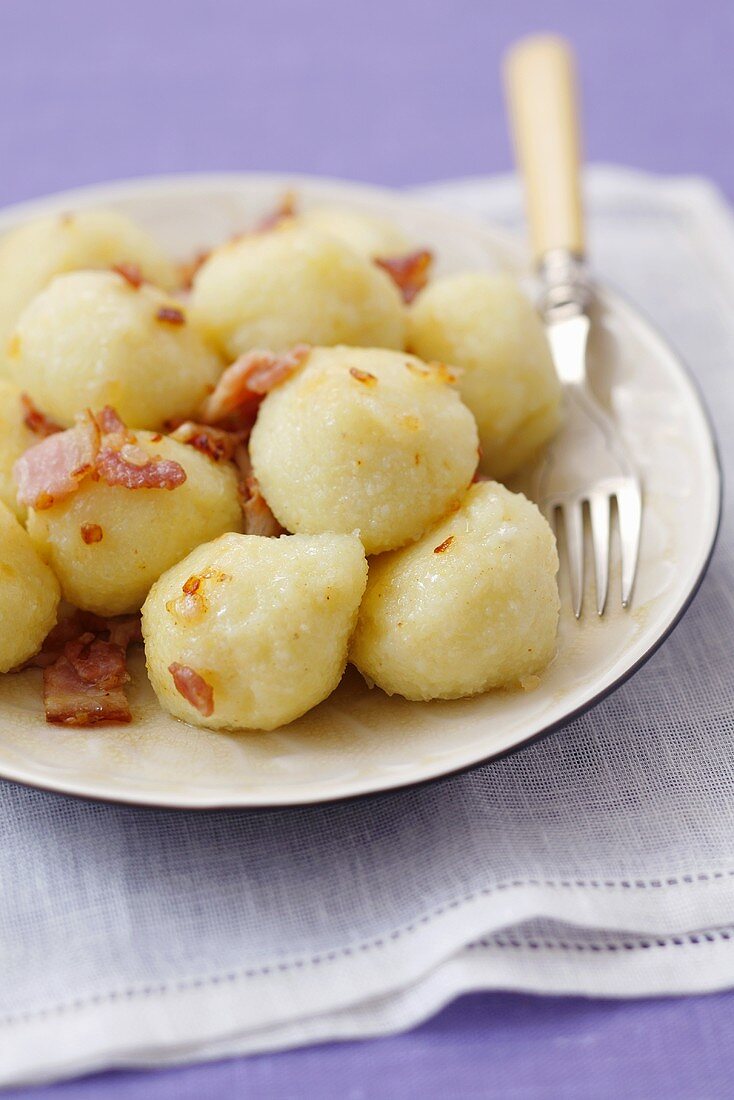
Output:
[537,248,592,323]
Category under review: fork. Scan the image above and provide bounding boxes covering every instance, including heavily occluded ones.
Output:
[504,35,642,616]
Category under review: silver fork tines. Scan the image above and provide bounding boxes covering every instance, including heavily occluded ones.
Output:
[533,263,643,618]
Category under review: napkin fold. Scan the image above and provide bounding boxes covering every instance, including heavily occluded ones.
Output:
[2,167,734,1087]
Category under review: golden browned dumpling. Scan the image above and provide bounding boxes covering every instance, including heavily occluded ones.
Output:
[189,223,406,359]
[408,273,561,478]
[0,208,177,365]
[7,271,221,429]
[0,503,60,673]
[142,532,368,730]
[26,432,243,616]
[350,481,559,700]
[0,379,36,519]
[249,346,479,554]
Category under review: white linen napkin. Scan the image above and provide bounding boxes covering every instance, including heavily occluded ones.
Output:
[2,166,734,1087]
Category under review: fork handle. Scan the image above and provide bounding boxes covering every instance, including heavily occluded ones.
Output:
[504,34,586,265]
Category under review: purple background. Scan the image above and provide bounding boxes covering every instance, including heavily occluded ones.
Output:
[2,0,733,1096]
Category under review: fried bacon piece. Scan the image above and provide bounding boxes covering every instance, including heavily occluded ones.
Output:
[253,191,297,233]
[241,475,284,537]
[96,445,186,490]
[168,662,214,717]
[28,611,142,726]
[200,345,309,431]
[15,413,100,510]
[20,394,62,438]
[169,421,241,463]
[14,407,186,510]
[44,641,132,726]
[112,262,144,289]
[24,611,141,669]
[156,306,186,326]
[374,248,433,304]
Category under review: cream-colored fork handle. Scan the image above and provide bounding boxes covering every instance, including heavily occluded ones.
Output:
[504,35,585,264]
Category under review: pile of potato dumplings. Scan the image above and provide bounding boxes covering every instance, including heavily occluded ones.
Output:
[0,199,561,733]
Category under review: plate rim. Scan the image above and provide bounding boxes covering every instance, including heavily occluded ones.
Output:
[0,171,723,810]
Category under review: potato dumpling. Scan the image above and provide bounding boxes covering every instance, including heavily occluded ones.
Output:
[0,503,60,672]
[0,379,36,519]
[189,224,406,359]
[350,482,559,701]
[26,433,243,616]
[0,208,177,362]
[142,531,367,731]
[297,206,410,259]
[7,271,221,430]
[408,273,562,479]
[249,346,479,555]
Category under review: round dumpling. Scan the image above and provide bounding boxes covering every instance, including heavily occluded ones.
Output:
[0,208,177,363]
[0,503,60,673]
[350,481,559,701]
[0,379,36,519]
[297,206,410,259]
[26,432,243,616]
[249,346,479,554]
[408,273,562,479]
[189,223,406,359]
[7,270,221,429]
[142,531,367,731]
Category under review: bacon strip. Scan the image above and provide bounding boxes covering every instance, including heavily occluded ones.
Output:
[96,446,186,490]
[200,345,309,430]
[169,421,241,463]
[14,412,100,510]
[44,639,131,726]
[31,612,142,726]
[14,406,186,510]
[242,476,284,537]
[169,662,214,717]
[24,611,141,669]
[112,262,143,289]
[375,249,433,304]
[20,395,63,438]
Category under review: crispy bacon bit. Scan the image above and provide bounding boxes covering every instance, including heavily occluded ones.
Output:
[169,662,214,717]
[16,405,189,509]
[242,475,284,537]
[156,306,185,326]
[179,249,211,291]
[112,262,143,289]
[150,433,162,443]
[433,536,455,554]
[20,394,63,438]
[96,446,186,490]
[95,405,127,436]
[44,637,131,726]
[253,191,297,233]
[349,367,377,385]
[182,575,201,595]
[31,612,141,726]
[200,345,309,430]
[24,610,141,668]
[169,421,240,463]
[81,522,103,544]
[375,249,433,304]
[14,412,100,510]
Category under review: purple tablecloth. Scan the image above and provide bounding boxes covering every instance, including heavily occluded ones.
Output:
[2,0,732,1095]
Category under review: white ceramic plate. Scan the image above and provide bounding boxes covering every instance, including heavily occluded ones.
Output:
[0,173,721,808]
